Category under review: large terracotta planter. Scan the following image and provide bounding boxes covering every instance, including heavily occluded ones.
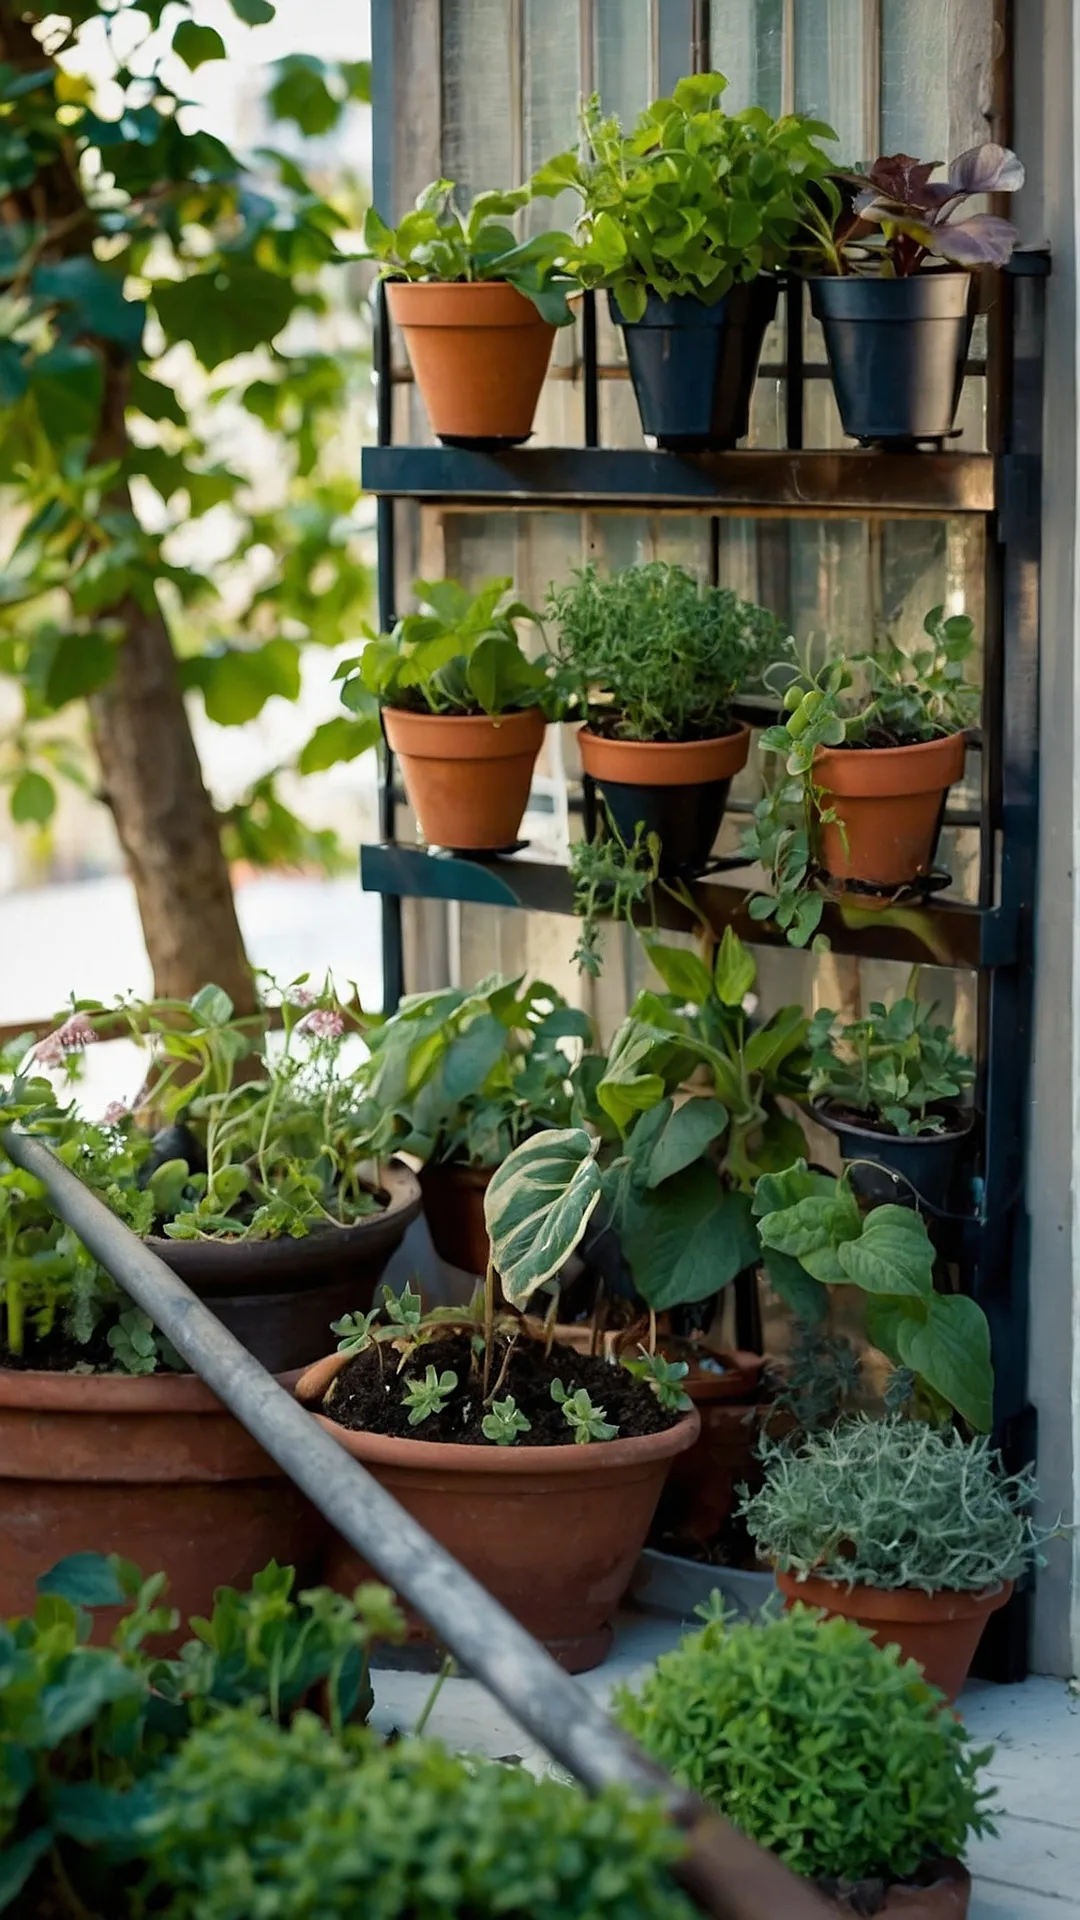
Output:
[813,733,967,895]
[386,280,557,445]
[579,723,751,878]
[383,707,546,852]
[825,1858,971,1916]
[296,1349,699,1672]
[419,1161,495,1274]
[0,1366,324,1648]
[777,1571,1012,1702]
[148,1159,422,1371]
[653,1352,766,1547]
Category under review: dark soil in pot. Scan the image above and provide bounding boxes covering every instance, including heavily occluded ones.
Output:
[610,279,778,448]
[148,1159,421,1371]
[812,1098,975,1212]
[821,1856,971,1917]
[320,1333,679,1445]
[809,272,975,445]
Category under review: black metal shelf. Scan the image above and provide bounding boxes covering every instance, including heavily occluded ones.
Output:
[360,844,1016,972]
[361,445,997,518]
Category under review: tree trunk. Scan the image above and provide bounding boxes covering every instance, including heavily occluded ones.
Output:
[0,10,254,1013]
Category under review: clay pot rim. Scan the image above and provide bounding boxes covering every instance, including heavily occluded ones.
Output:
[680,1348,766,1402]
[385,280,554,327]
[295,1351,700,1473]
[382,707,547,755]
[0,1363,304,1414]
[810,1097,975,1147]
[813,730,967,798]
[776,1569,1014,1621]
[578,721,751,788]
[820,1855,971,1914]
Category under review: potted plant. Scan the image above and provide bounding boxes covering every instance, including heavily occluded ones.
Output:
[800,144,1023,443]
[743,606,980,945]
[615,1599,996,1915]
[296,1130,700,1673]
[359,973,594,1273]
[338,575,554,852]
[361,179,575,445]
[534,74,834,447]
[741,1416,1044,1701]
[548,560,792,877]
[807,973,976,1209]
[0,1046,327,1636]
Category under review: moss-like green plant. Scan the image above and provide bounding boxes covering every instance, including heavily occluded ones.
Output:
[614,1601,995,1887]
[741,1416,1044,1593]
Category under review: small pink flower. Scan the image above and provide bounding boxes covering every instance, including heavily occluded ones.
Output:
[289,986,316,1009]
[300,1007,345,1041]
[102,1101,128,1126]
[34,1012,98,1068]
[32,1033,66,1068]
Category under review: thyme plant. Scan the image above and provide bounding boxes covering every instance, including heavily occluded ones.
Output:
[740,1416,1044,1594]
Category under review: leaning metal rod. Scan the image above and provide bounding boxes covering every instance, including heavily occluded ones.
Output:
[2,1132,831,1920]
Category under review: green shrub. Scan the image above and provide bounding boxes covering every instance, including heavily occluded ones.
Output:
[547,561,791,743]
[741,1416,1042,1592]
[136,1709,697,1920]
[614,1602,995,1886]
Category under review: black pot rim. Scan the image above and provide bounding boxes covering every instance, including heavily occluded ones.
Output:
[608,277,779,328]
[147,1158,422,1295]
[810,1096,976,1147]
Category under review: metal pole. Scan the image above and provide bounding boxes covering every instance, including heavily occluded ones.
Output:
[1,1129,830,1920]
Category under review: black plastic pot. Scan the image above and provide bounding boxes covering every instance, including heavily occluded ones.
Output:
[147,1160,422,1371]
[811,1098,975,1213]
[583,773,733,878]
[609,279,778,449]
[809,272,975,444]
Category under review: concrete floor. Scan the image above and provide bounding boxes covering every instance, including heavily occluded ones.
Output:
[370,1611,1080,1918]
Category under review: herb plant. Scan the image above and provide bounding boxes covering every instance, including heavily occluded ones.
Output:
[802,146,1024,278]
[569,814,661,979]
[752,1161,994,1429]
[743,608,980,946]
[551,1379,619,1444]
[337,576,552,723]
[548,562,791,744]
[481,1396,532,1444]
[614,1601,995,1888]
[808,975,976,1136]
[362,178,577,324]
[401,1365,459,1426]
[741,1416,1044,1594]
[622,1349,692,1413]
[533,74,835,319]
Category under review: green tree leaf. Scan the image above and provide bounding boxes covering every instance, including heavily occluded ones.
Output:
[226,0,275,20]
[296,715,380,774]
[44,631,117,707]
[269,55,341,136]
[172,20,227,69]
[183,641,301,725]
[10,770,55,825]
[485,1128,603,1306]
[155,265,298,369]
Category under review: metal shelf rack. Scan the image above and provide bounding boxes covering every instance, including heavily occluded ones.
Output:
[361,253,1049,1683]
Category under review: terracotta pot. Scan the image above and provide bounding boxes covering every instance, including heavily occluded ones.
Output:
[814,733,967,894]
[383,707,546,853]
[296,1350,700,1672]
[419,1161,495,1274]
[824,1858,971,1916]
[386,280,557,445]
[776,1571,1012,1702]
[148,1160,422,1371]
[654,1352,766,1546]
[0,1366,324,1648]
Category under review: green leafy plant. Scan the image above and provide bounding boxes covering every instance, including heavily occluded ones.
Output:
[359,974,594,1169]
[534,74,835,319]
[337,576,553,724]
[362,178,577,324]
[741,1416,1045,1595]
[481,1395,533,1445]
[622,1349,692,1413]
[569,814,662,978]
[401,1365,459,1426]
[551,1379,619,1444]
[614,1601,995,1889]
[801,146,1023,278]
[743,608,980,945]
[808,974,975,1136]
[548,562,791,744]
[752,1161,994,1429]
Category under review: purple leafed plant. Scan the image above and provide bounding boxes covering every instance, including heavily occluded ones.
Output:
[805,143,1024,276]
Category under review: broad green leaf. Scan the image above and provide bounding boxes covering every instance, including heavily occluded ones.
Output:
[441,1015,507,1102]
[836,1205,935,1297]
[172,20,226,68]
[183,640,301,725]
[761,1246,827,1325]
[712,927,756,1007]
[39,1659,143,1746]
[0,339,28,405]
[269,54,341,136]
[190,984,233,1027]
[29,346,103,443]
[485,1128,602,1306]
[155,265,298,369]
[53,1780,155,1845]
[742,1004,809,1076]
[226,0,275,20]
[752,1160,834,1218]
[37,1553,125,1608]
[0,1830,51,1913]
[647,1096,728,1187]
[901,1292,994,1432]
[11,770,55,826]
[644,940,714,1006]
[297,715,380,774]
[625,1173,759,1311]
[33,258,144,351]
[44,631,116,708]
[756,1192,860,1276]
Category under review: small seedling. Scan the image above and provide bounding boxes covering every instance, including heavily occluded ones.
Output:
[331,1308,381,1356]
[383,1283,424,1335]
[622,1348,692,1413]
[550,1378,618,1445]
[480,1396,532,1446]
[401,1366,458,1427]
